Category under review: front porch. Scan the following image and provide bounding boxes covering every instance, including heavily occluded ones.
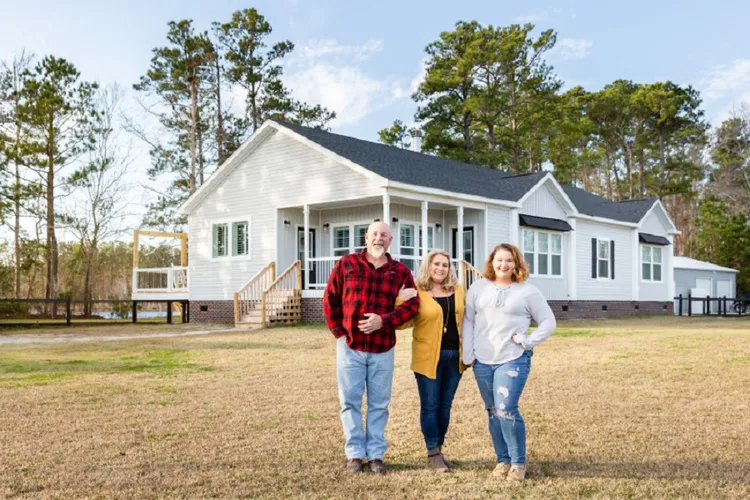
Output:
[277,194,487,290]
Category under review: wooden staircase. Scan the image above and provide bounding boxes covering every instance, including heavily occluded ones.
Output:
[459,260,483,288]
[234,261,302,328]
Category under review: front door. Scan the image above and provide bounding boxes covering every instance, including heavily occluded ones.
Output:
[452,227,475,266]
[297,227,316,288]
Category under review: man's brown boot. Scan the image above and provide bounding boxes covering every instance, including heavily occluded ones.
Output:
[346,458,364,473]
[368,459,387,474]
[492,462,511,477]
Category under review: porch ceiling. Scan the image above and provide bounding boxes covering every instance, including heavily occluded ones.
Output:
[279,195,472,211]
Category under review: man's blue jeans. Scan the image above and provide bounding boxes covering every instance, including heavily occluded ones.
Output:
[473,350,533,465]
[414,349,462,451]
[336,337,395,461]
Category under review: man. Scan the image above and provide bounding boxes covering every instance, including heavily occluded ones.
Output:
[324,221,419,474]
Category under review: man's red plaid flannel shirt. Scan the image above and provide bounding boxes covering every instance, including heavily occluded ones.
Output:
[324,249,419,353]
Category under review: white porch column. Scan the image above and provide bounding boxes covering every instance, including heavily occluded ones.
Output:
[509,208,520,246]
[666,234,675,302]
[631,230,640,301]
[457,206,464,264]
[567,218,577,300]
[421,200,429,257]
[383,192,390,228]
[303,204,310,291]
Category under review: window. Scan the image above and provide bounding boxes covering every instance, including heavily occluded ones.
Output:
[418,226,434,256]
[212,223,228,258]
[354,224,368,252]
[598,239,610,278]
[213,217,250,259]
[400,223,417,272]
[522,229,562,277]
[642,245,663,282]
[232,221,249,256]
[333,227,350,257]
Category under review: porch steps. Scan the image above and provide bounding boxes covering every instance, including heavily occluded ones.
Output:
[235,288,301,328]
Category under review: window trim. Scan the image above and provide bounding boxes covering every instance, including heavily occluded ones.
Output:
[596,237,611,281]
[640,244,664,283]
[211,216,252,260]
[521,228,564,279]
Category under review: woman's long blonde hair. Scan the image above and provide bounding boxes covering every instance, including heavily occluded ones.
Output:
[416,250,458,291]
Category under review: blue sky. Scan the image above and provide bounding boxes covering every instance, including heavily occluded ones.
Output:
[3,0,750,140]
[2,0,750,236]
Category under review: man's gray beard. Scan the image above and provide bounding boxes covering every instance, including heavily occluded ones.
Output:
[370,246,385,258]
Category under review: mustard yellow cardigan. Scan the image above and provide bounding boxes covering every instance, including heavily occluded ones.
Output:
[397,284,468,379]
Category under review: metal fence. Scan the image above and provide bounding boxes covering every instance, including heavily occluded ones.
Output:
[674,294,749,316]
[0,298,189,326]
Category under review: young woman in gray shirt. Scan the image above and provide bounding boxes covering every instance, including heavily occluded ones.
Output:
[462,243,556,481]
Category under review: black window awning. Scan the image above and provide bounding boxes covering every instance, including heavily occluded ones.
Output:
[519,214,573,232]
[639,232,670,245]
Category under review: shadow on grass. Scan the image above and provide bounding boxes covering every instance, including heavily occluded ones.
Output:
[534,459,750,483]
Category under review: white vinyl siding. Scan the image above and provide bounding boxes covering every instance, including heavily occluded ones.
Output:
[189,130,382,300]
[575,220,632,300]
[520,180,568,220]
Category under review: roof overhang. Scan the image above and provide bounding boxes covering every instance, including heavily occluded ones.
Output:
[639,232,671,245]
[519,214,573,232]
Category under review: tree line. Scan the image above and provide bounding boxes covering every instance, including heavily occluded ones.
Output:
[379,21,749,294]
[1,13,748,301]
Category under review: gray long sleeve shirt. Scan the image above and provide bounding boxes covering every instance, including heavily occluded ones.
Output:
[462,278,557,366]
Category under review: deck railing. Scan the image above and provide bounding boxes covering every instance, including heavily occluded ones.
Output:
[133,266,189,292]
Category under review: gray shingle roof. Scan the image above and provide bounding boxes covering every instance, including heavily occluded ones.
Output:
[277,121,656,223]
[277,121,546,203]
[561,185,656,223]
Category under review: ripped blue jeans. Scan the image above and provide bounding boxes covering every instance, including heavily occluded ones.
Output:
[473,350,532,465]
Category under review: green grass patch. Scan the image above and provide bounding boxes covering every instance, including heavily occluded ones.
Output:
[0,349,215,388]
[553,328,605,338]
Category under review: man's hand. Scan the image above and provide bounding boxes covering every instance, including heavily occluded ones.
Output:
[358,313,383,334]
[397,285,418,302]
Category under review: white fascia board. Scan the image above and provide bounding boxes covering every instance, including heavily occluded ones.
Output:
[180,122,276,215]
[516,172,579,215]
[570,213,639,228]
[637,199,681,235]
[384,180,520,210]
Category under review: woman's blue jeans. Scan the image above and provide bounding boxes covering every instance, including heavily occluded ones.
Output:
[414,349,462,451]
[472,350,532,465]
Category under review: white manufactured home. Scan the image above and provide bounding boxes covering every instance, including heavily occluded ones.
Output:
[132,120,680,326]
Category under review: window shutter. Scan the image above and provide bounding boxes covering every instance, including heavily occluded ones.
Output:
[212,225,219,258]
[610,240,615,280]
[591,238,597,278]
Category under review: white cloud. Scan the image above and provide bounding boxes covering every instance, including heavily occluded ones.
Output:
[698,58,750,123]
[299,38,383,62]
[285,64,390,126]
[513,12,546,23]
[553,38,593,61]
[282,39,422,128]
[701,58,750,101]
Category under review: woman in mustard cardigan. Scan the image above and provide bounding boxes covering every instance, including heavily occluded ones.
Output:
[398,249,467,472]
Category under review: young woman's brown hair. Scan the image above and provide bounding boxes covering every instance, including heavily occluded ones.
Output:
[483,243,530,283]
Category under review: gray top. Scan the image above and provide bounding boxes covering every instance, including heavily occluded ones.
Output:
[462,279,557,366]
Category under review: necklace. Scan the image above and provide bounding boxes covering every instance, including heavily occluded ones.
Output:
[432,292,451,334]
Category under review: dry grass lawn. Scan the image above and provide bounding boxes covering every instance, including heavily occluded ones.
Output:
[1,316,749,499]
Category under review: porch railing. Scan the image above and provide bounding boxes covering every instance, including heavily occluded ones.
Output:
[262,260,302,326]
[305,256,480,288]
[233,262,276,323]
[133,266,189,292]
